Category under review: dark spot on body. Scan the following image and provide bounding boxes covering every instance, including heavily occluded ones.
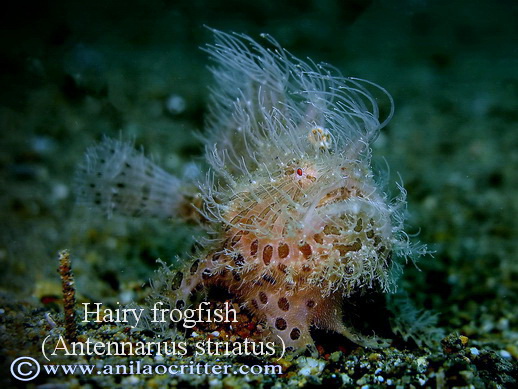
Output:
[298,242,312,258]
[275,318,287,330]
[234,254,245,266]
[290,328,301,340]
[171,272,183,290]
[263,245,273,265]
[250,240,258,256]
[278,243,289,259]
[259,292,268,304]
[278,297,289,311]
[323,224,339,235]
[190,260,199,274]
[262,274,276,284]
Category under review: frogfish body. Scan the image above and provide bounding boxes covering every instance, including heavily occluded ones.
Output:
[76,29,422,353]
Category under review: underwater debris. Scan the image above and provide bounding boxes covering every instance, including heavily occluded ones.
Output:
[58,249,77,343]
[75,29,427,354]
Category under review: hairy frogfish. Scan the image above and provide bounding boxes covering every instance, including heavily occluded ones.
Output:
[76,29,425,353]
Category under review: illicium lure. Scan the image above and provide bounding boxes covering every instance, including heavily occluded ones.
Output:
[76,29,425,353]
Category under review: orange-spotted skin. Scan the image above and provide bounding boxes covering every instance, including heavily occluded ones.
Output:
[166,159,396,352]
